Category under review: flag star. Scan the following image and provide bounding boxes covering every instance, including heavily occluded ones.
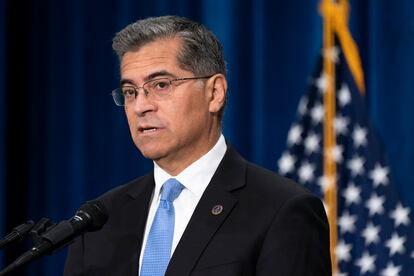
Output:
[310,103,324,124]
[361,222,380,245]
[287,124,302,146]
[331,145,344,163]
[334,115,350,135]
[317,175,335,193]
[347,155,365,176]
[338,83,351,107]
[390,202,411,227]
[298,162,315,183]
[369,163,389,187]
[334,272,348,276]
[338,211,357,233]
[385,232,406,256]
[342,182,361,205]
[411,250,414,258]
[304,132,320,154]
[326,145,344,164]
[352,125,368,148]
[298,96,308,116]
[315,73,330,94]
[322,46,340,63]
[380,262,402,276]
[336,240,352,262]
[278,152,296,175]
[365,193,385,216]
[355,251,376,274]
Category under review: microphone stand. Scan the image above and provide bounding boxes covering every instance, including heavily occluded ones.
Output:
[0,218,56,275]
[0,221,34,250]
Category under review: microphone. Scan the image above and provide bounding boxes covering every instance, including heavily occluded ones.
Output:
[0,221,35,250]
[0,200,108,275]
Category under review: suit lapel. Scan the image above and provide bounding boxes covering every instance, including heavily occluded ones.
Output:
[166,146,247,276]
[127,173,155,255]
[116,173,155,274]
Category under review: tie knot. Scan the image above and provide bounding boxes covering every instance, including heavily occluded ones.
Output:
[161,178,184,202]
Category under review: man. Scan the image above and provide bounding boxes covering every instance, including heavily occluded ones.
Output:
[64,15,331,276]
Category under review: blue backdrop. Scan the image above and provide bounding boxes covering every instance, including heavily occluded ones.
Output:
[1,0,7,270]
[1,0,413,275]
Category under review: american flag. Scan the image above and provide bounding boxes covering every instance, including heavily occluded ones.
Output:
[277,45,414,275]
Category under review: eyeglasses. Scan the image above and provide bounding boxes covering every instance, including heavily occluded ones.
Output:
[111,75,213,106]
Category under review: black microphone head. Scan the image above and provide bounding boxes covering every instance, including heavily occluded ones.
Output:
[75,200,108,231]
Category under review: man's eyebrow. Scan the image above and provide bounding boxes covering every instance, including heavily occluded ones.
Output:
[144,70,176,82]
[119,70,177,87]
[120,79,134,86]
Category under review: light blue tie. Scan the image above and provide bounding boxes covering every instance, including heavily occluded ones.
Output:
[140,178,184,276]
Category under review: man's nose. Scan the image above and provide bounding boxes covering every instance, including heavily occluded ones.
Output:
[132,91,157,116]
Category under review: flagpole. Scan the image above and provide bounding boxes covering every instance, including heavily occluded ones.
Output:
[320,0,338,274]
[319,0,366,273]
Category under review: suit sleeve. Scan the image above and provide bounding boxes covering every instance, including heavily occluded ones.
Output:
[256,193,332,276]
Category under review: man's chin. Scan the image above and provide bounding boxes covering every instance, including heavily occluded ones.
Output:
[138,147,166,161]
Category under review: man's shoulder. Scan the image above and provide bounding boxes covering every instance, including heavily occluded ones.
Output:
[243,161,315,206]
[224,145,312,200]
[96,172,154,209]
[247,162,306,191]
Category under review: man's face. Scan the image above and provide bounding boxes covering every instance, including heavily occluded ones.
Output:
[120,38,220,174]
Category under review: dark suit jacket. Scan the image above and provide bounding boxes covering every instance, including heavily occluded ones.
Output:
[64,146,331,276]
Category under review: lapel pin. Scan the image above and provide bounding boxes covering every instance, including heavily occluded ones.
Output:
[211,205,223,215]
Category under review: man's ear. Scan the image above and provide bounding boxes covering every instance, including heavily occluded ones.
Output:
[206,74,227,113]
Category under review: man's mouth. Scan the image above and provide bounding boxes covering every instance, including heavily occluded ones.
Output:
[139,127,159,133]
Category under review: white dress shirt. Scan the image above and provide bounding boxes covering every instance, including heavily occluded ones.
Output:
[138,134,227,271]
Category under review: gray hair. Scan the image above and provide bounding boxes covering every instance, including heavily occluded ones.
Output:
[112,15,226,77]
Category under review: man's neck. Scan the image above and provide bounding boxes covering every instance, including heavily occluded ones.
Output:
[155,130,222,176]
